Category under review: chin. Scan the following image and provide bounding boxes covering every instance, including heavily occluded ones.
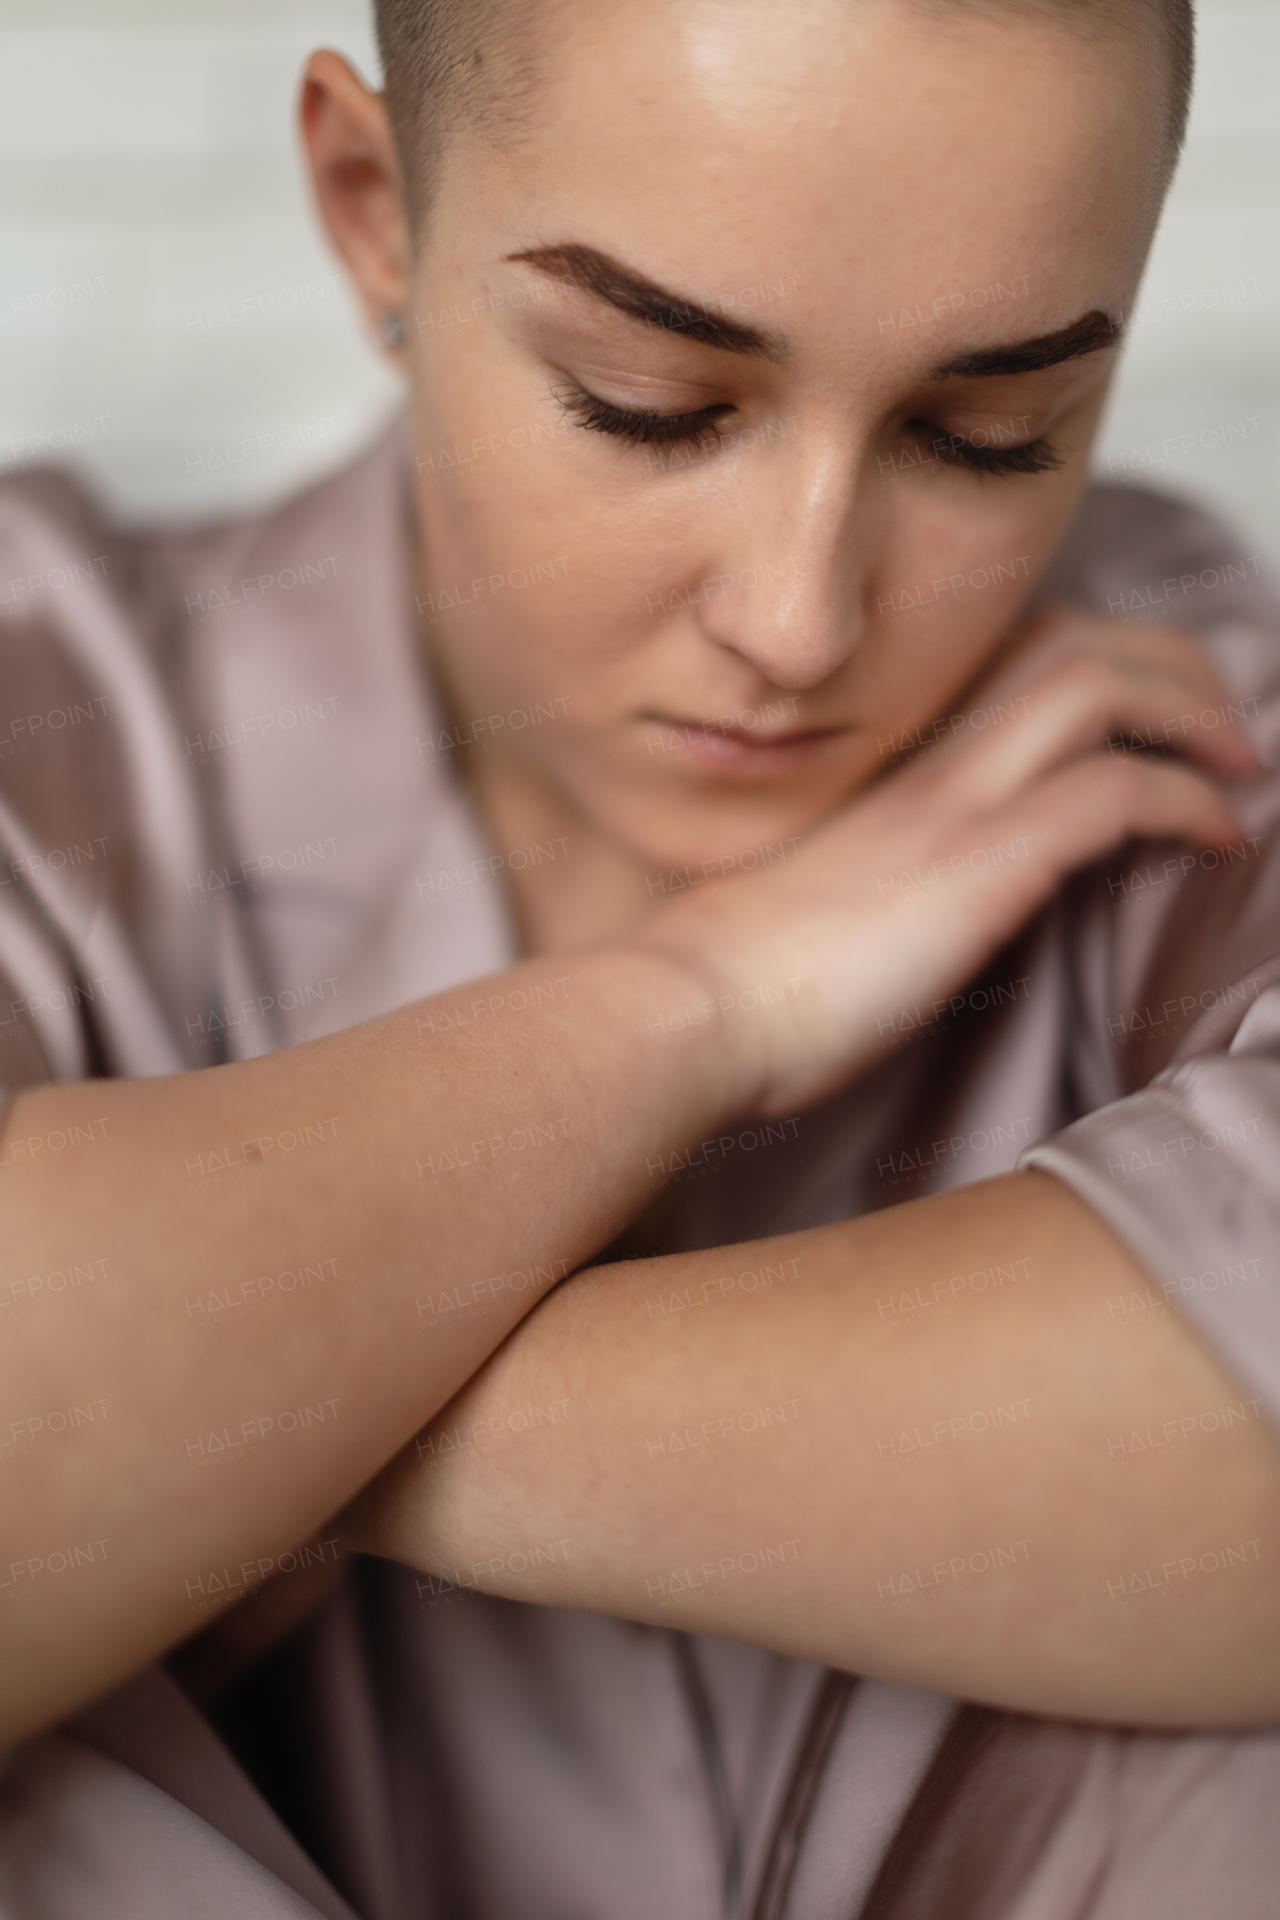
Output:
[604,787,840,884]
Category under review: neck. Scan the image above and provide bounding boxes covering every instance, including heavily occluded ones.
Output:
[410,568,656,959]
[465,751,657,959]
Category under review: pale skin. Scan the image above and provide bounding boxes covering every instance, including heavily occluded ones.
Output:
[0,0,1277,1747]
[350,1184,1280,1729]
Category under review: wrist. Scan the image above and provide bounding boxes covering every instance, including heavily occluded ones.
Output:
[619,916,773,1121]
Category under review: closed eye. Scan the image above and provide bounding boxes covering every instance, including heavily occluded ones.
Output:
[553,380,730,452]
[908,419,1063,477]
[553,382,1062,477]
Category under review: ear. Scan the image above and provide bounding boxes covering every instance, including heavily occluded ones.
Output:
[300,50,412,358]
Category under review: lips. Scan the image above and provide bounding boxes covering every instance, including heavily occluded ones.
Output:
[643,712,850,778]
[648,715,846,746]
[723,725,838,746]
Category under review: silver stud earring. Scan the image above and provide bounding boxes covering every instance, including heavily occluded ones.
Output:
[380,310,407,349]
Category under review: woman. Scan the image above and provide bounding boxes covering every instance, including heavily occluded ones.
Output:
[1,0,1278,1913]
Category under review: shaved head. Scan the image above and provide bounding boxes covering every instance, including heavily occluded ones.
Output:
[374,0,1194,233]
[375,0,557,231]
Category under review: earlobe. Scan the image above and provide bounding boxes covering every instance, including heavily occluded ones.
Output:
[299,48,412,354]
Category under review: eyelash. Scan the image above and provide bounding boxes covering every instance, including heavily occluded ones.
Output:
[554,382,728,452]
[906,421,1063,478]
[554,380,1062,477]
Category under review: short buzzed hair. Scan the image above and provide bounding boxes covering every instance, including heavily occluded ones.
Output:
[374,0,1194,234]
[375,0,552,232]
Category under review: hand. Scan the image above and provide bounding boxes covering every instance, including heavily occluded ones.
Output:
[632,609,1259,1115]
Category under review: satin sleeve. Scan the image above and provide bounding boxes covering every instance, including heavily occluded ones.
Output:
[1021,485,1280,1430]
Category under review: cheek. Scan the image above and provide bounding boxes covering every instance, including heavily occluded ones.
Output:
[410,472,644,744]
[879,454,1087,624]
[857,470,1087,731]
[413,364,661,640]
[873,374,1105,632]
[411,360,714,736]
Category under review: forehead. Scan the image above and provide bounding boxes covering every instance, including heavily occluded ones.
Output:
[450,0,1163,331]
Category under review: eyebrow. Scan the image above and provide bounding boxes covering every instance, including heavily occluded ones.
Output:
[506,243,1122,381]
[930,310,1123,379]
[505,243,788,360]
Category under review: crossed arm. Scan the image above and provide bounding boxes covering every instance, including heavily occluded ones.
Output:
[0,947,748,1742]
[4,611,1277,1741]
[344,1171,1280,1729]
[9,939,1276,1747]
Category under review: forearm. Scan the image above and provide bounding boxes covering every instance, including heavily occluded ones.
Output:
[345,1170,1280,1727]
[0,943,745,1739]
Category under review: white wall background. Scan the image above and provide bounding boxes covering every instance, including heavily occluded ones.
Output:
[0,0,1276,560]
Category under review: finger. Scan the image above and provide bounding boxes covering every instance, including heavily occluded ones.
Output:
[965,610,1260,771]
[903,754,1250,990]
[929,655,1258,809]
[987,751,1248,904]
[991,605,1237,697]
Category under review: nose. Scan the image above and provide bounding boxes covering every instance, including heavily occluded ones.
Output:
[691,431,871,691]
